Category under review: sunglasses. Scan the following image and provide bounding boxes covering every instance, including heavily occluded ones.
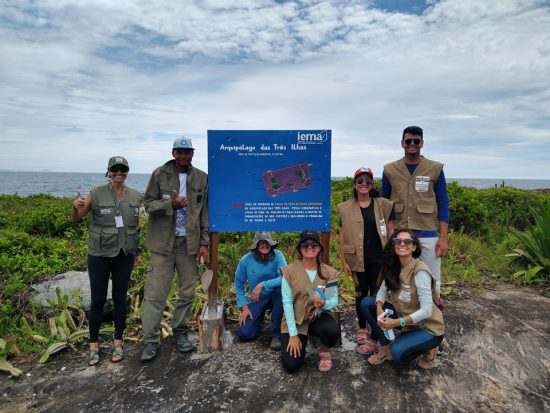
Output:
[403,138,422,146]
[258,240,271,247]
[301,241,320,249]
[109,166,129,173]
[174,148,194,155]
[392,238,415,246]
[355,177,372,185]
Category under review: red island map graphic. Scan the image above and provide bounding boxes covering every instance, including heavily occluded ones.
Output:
[262,163,313,197]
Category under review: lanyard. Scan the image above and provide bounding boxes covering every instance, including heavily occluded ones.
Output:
[110,184,126,215]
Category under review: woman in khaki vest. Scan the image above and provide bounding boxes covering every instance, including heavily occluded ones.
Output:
[337,167,394,354]
[280,230,341,373]
[360,228,444,369]
[71,156,142,366]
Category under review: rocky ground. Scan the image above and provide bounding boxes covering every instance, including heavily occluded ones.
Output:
[1,283,549,413]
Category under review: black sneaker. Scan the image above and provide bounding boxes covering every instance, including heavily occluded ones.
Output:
[174,334,194,353]
[141,342,160,362]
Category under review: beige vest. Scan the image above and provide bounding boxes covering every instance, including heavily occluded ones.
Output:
[281,261,340,335]
[88,184,142,257]
[337,197,394,272]
[383,157,443,230]
[389,259,444,336]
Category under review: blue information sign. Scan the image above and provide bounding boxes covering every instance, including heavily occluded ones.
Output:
[208,130,331,232]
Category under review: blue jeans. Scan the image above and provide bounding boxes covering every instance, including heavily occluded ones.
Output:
[360,296,443,362]
[237,286,283,340]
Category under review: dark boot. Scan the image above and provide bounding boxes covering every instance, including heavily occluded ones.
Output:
[141,342,160,362]
[174,334,194,353]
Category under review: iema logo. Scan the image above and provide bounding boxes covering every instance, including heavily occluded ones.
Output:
[296,130,328,144]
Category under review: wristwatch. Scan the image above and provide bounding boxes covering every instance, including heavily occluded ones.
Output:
[399,317,406,327]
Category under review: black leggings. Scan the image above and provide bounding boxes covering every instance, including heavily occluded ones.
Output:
[87,251,134,342]
[281,312,341,373]
[354,262,380,329]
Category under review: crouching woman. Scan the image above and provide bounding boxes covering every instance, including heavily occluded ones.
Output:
[360,228,444,369]
[280,230,341,373]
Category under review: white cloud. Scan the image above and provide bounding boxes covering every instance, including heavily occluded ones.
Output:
[0,0,549,180]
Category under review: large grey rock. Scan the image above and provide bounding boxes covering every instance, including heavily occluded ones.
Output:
[29,270,115,316]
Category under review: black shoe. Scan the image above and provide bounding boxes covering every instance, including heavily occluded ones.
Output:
[174,334,194,353]
[270,336,281,351]
[141,342,160,362]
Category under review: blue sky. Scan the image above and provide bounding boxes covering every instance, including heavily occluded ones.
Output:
[1,0,549,178]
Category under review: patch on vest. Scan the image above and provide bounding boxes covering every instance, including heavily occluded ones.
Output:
[398,283,412,303]
[100,207,113,215]
[415,176,430,192]
[379,218,387,236]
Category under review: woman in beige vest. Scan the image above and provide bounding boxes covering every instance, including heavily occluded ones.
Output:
[360,229,444,369]
[337,167,394,354]
[71,156,142,366]
[280,230,341,373]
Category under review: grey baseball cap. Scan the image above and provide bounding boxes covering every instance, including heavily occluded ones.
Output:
[173,137,194,150]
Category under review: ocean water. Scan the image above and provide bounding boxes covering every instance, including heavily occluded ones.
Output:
[0,171,548,198]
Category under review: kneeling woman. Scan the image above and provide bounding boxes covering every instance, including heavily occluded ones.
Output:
[360,228,444,368]
[281,230,341,373]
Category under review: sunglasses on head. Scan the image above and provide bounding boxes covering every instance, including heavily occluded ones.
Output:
[403,138,422,146]
[300,241,320,249]
[392,238,414,246]
[355,177,372,185]
[109,165,129,173]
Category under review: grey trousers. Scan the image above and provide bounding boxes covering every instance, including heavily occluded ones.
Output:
[141,236,199,343]
[419,236,441,296]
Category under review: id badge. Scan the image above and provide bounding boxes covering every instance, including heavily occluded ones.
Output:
[115,215,124,228]
[379,218,387,236]
[415,176,430,192]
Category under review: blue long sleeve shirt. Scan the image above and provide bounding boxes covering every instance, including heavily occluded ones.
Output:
[234,249,287,308]
[382,165,449,237]
[282,269,339,337]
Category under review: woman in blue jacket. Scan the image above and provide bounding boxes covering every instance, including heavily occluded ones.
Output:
[234,232,287,351]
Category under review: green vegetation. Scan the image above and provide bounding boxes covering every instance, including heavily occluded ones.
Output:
[507,204,550,284]
[1,183,549,368]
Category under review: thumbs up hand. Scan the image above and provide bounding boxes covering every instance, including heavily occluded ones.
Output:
[73,191,86,209]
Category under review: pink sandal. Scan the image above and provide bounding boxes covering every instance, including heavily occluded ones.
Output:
[367,352,388,366]
[356,328,369,344]
[318,352,333,372]
[355,339,378,355]
[417,349,437,370]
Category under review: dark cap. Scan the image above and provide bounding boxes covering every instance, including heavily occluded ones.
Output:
[105,156,129,176]
[299,230,321,244]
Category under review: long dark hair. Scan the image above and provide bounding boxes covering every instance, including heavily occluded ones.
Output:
[252,247,276,263]
[295,241,328,280]
[380,228,422,291]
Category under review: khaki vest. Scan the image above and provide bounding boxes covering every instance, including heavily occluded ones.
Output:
[337,197,394,272]
[383,157,443,231]
[389,259,444,336]
[88,184,142,257]
[144,161,209,256]
[281,261,340,335]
